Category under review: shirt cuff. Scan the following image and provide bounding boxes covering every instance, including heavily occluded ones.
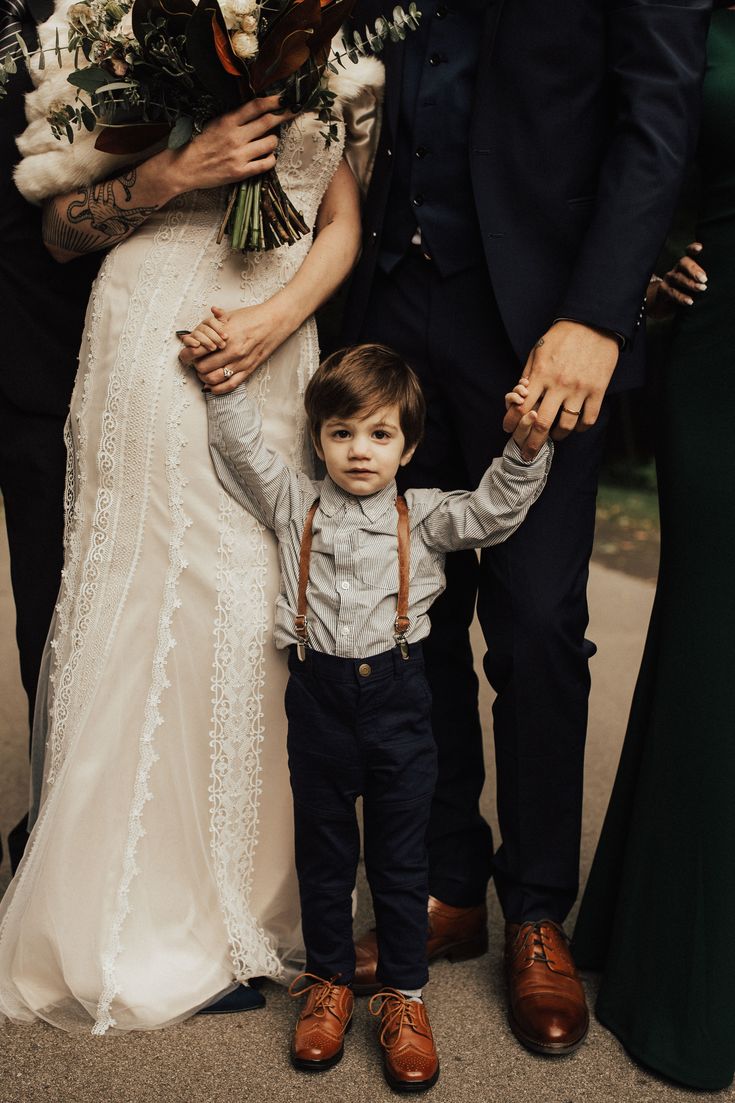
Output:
[552,317,626,349]
[503,437,553,467]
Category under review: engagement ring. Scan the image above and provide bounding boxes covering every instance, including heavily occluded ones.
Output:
[223,367,234,379]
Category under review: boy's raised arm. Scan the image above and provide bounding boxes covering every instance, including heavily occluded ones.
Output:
[206,389,313,531]
[416,439,552,554]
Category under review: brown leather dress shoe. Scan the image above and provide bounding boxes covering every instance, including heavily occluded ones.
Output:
[354,896,488,995]
[289,974,354,1071]
[505,920,589,1056]
[370,989,440,1092]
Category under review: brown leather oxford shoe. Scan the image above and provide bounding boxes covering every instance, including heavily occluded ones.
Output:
[354,896,489,995]
[370,989,440,1092]
[505,920,589,1056]
[289,974,354,1071]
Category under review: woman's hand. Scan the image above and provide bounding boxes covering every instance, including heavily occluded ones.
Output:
[178,301,292,393]
[160,96,292,197]
[647,242,708,319]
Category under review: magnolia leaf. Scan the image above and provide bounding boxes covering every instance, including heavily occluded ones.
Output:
[248,0,320,91]
[186,0,242,106]
[210,12,241,76]
[93,120,170,153]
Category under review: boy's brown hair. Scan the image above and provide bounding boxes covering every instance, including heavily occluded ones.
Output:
[305,344,426,453]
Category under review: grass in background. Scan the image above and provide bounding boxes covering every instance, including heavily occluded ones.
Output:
[594,463,660,582]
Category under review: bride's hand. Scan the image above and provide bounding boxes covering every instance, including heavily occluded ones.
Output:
[160,96,294,196]
[181,302,293,393]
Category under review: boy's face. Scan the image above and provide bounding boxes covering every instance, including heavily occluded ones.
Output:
[316,403,416,497]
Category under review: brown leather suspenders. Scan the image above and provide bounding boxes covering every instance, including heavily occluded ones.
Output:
[295,496,411,662]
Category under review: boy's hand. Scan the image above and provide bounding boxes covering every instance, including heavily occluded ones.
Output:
[505,378,540,460]
[177,309,229,361]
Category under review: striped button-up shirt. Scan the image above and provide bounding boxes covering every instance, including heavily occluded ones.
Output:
[207,389,552,659]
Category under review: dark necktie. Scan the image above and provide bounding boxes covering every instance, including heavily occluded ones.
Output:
[0,0,26,61]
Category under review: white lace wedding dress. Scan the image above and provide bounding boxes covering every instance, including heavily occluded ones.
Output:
[0,57,381,1034]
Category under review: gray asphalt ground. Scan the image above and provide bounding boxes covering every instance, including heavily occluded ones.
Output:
[0,519,730,1103]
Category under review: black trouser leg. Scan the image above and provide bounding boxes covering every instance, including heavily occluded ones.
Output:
[286,668,362,984]
[362,668,437,989]
[479,406,610,922]
[0,393,67,872]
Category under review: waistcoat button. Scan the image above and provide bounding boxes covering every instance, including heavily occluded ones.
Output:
[358,663,372,677]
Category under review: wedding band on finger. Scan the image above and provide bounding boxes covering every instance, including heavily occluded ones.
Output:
[562,406,581,416]
[222,367,234,379]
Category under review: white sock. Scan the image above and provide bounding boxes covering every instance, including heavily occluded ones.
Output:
[398,988,423,1002]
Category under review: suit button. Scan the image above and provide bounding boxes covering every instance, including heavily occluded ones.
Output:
[358,663,371,677]
[415,146,429,158]
[386,147,392,157]
[429,53,445,66]
[435,4,448,15]
[413,194,424,206]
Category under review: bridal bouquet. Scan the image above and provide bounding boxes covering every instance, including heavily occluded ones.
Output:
[1,0,420,250]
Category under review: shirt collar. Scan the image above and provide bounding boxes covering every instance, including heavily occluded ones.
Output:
[318,476,398,523]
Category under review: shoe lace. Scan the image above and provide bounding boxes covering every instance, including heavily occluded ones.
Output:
[520,921,561,968]
[368,989,426,1046]
[288,973,344,1019]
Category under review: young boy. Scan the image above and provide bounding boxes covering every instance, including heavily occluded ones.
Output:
[205,343,551,1093]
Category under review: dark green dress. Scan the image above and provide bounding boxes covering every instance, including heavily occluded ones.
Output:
[572,10,735,1092]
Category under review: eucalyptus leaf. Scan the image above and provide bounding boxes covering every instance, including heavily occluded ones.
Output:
[67,65,113,92]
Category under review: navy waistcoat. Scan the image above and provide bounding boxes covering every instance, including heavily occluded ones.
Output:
[379,0,488,277]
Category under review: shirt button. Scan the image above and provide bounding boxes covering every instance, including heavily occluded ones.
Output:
[340,581,350,590]
[415,146,429,159]
[358,663,372,677]
[413,194,424,207]
[342,626,350,635]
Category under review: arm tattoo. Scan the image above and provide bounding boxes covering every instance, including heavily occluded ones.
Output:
[43,168,159,256]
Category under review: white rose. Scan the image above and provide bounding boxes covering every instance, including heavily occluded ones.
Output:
[218,0,239,30]
[232,0,257,17]
[231,30,258,59]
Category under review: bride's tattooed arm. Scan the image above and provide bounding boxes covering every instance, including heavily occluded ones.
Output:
[41,96,289,263]
[42,169,164,262]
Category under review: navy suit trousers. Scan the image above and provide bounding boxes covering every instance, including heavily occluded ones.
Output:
[357,251,610,922]
[285,644,437,989]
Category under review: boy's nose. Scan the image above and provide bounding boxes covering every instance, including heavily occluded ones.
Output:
[349,439,371,458]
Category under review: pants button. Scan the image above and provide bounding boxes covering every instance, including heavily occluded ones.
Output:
[358,663,371,677]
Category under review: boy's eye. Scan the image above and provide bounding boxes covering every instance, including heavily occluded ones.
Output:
[373,430,390,441]
[332,429,350,439]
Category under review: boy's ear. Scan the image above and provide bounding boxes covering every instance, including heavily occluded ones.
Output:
[312,432,325,461]
[399,445,417,468]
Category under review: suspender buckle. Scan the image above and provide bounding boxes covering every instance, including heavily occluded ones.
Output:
[294,613,308,662]
[394,614,411,660]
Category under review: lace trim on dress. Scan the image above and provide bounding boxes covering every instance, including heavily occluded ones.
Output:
[45,262,111,785]
[210,484,282,981]
[92,368,192,1034]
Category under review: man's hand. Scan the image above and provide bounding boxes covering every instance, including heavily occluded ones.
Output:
[502,321,619,460]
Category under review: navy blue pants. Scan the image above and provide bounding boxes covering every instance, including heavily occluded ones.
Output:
[285,644,438,989]
[358,252,610,922]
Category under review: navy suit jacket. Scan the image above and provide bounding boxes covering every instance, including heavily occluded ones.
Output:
[344,0,712,390]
